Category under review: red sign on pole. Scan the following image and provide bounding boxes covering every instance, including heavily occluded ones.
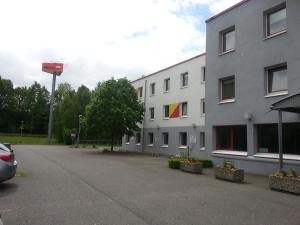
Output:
[42,63,64,75]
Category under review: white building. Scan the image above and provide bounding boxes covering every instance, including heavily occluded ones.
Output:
[122,53,206,156]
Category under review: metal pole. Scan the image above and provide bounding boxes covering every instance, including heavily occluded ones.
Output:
[20,120,24,137]
[77,115,82,144]
[278,110,283,170]
[47,73,56,144]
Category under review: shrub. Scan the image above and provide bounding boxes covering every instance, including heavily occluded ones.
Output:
[168,158,184,169]
[168,157,213,169]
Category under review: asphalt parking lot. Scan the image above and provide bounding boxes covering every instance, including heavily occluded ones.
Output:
[0,145,299,225]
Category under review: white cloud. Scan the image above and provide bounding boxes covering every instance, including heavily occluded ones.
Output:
[0,0,241,90]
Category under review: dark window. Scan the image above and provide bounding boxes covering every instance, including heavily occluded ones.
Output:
[257,123,300,155]
[148,133,154,145]
[138,87,143,97]
[220,26,235,53]
[216,126,247,151]
[200,99,205,114]
[200,132,205,148]
[220,77,235,101]
[164,105,169,118]
[179,132,187,146]
[164,78,170,92]
[265,4,286,37]
[267,64,287,94]
[150,83,155,95]
[150,107,154,119]
[136,132,141,144]
[162,132,169,145]
[181,72,188,87]
[201,67,206,82]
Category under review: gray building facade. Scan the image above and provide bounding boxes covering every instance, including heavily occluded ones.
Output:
[205,0,300,175]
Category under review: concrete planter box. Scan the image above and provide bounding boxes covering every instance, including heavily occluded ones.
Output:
[180,162,203,174]
[214,167,244,183]
[269,175,300,195]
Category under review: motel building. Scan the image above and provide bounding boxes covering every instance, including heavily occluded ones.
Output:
[123,0,300,175]
[122,54,207,157]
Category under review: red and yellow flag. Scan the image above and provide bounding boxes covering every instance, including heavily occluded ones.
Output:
[169,103,180,118]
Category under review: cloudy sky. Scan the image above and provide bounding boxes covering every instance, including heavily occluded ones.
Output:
[0,0,242,90]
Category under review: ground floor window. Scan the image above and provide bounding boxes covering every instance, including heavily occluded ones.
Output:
[257,123,300,155]
[216,125,247,151]
[162,132,169,145]
[200,132,205,148]
[126,135,130,143]
[179,132,187,146]
[148,132,154,145]
[136,132,141,144]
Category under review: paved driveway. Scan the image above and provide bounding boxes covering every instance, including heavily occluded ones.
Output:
[0,145,299,225]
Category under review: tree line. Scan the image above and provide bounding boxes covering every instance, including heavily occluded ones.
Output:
[0,75,144,148]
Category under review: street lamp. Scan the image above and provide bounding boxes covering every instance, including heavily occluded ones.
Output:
[20,120,24,137]
[77,115,82,144]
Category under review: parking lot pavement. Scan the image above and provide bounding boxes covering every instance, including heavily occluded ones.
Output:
[0,145,299,225]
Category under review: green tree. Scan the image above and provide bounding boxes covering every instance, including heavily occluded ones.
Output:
[0,76,16,132]
[27,82,50,134]
[86,78,144,151]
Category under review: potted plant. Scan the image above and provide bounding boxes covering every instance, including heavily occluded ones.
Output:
[269,169,300,194]
[214,161,244,182]
[180,158,203,174]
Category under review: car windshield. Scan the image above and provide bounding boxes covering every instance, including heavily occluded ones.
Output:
[0,143,11,152]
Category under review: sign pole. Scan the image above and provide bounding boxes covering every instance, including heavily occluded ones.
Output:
[47,73,57,144]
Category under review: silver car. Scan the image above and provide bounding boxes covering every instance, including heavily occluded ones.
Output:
[0,143,17,183]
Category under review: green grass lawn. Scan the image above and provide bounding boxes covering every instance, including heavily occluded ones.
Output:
[0,135,56,145]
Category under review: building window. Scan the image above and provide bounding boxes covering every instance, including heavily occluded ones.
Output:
[125,135,130,143]
[200,132,205,148]
[150,83,155,95]
[220,76,235,101]
[201,67,206,82]
[257,123,300,155]
[200,99,205,115]
[164,78,170,92]
[220,26,235,53]
[265,3,286,37]
[266,64,287,94]
[150,107,155,119]
[136,132,141,144]
[181,72,188,87]
[163,105,169,118]
[216,126,247,151]
[148,132,154,145]
[179,132,187,146]
[181,102,188,116]
[138,87,143,98]
[162,132,169,146]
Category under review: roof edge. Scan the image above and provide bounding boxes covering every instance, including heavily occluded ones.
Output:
[205,0,250,23]
[131,52,206,83]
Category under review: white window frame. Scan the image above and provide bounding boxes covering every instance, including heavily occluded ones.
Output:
[163,105,169,119]
[220,76,235,103]
[164,78,170,92]
[180,102,188,117]
[265,63,288,96]
[200,98,205,115]
[179,132,187,147]
[149,107,155,120]
[181,72,188,88]
[220,26,235,54]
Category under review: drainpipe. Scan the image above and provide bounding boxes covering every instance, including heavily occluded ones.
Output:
[278,110,283,170]
[142,79,147,152]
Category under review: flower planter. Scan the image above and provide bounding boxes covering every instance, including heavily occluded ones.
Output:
[180,162,203,174]
[269,175,300,195]
[214,167,244,183]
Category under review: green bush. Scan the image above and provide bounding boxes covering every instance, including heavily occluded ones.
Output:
[168,158,183,169]
[168,157,213,169]
[62,128,73,145]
